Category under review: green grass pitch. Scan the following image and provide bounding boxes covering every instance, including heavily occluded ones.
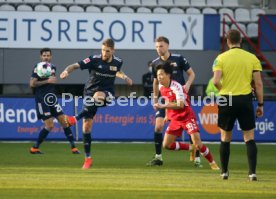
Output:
[0,142,275,199]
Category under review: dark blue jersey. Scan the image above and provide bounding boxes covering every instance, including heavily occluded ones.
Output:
[31,63,56,102]
[78,54,123,95]
[152,53,191,85]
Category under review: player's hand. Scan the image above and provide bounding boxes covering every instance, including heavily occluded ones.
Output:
[60,70,69,79]
[154,103,164,109]
[125,77,133,86]
[47,76,56,84]
[256,106,263,118]
[164,116,169,123]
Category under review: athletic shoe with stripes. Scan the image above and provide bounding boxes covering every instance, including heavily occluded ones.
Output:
[82,157,93,169]
[65,115,77,127]
[71,147,80,154]
[30,147,43,154]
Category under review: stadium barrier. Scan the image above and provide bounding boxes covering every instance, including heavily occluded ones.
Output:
[0,97,275,142]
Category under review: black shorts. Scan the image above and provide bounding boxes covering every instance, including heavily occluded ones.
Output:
[155,108,166,118]
[218,94,255,131]
[155,97,166,118]
[83,90,114,119]
[36,101,64,121]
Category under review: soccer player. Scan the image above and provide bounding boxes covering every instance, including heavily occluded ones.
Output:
[154,62,220,170]
[59,38,132,169]
[213,29,263,181]
[147,36,202,167]
[142,61,154,98]
[29,48,80,154]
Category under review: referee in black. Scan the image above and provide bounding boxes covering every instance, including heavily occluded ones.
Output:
[212,29,263,181]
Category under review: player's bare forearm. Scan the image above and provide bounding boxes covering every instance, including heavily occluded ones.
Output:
[185,68,195,92]
[65,63,80,73]
[116,71,127,79]
[116,71,133,85]
[60,63,80,79]
[153,78,159,104]
[154,100,184,110]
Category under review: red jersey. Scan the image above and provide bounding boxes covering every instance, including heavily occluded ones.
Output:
[159,80,196,122]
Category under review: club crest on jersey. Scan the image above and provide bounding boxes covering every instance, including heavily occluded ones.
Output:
[170,62,177,67]
[110,66,117,71]
[83,58,90,64]
[98,65,102,69]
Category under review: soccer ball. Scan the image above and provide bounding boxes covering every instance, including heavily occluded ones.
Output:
[36,62,52,78]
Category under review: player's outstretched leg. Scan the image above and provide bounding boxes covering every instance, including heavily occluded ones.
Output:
[30,127,50,154]
[146,132,163,166]
[82,133,93,169]
[65,105,97,127]
[65,115,77,127]
[146,116,164,166]
[58,115,80,154]
[63,127,80,154]
[191,132,220,170]
[188,135,202,167]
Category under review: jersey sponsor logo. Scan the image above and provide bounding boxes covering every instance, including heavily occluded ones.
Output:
[171,62,177,67]
[95,72,115,78]
[83,58,91,64]
[110,66,118,71]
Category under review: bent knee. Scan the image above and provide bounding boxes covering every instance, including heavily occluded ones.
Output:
[45,125,54,131]
[163,142,172,150]
[82,127,91,133]
[155,124,164,133]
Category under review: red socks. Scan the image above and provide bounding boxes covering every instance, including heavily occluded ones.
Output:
[199,144,214,163]
[169,142,190,150]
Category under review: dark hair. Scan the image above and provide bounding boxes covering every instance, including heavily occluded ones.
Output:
[155,36,169,44]
[102,38,115,49]
[227,29,241,44]
[156,62,172,75]
[40,48,51,55]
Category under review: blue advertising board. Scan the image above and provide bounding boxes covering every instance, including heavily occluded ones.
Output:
[0,97,74,140]
[0,97,275,142]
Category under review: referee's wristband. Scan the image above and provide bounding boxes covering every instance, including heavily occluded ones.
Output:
[257,102,264,107]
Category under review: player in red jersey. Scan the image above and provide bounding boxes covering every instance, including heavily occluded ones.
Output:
[154,62,220,170]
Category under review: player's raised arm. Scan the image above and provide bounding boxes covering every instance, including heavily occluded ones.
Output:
[116,70,133,86]
[184,68,195,93]
[60,63,80,79]
[153,78,159,106]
